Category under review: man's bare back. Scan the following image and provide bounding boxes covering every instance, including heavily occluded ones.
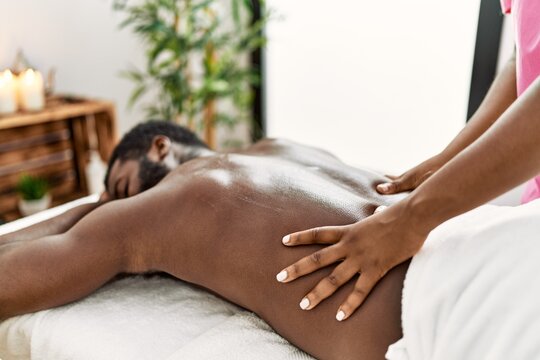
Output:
[157,141,409,359]
[0,136,408,360]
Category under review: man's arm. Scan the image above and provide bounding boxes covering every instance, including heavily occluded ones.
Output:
[378,54,517,194]
[0,201,104,246]
[0,187,169,321]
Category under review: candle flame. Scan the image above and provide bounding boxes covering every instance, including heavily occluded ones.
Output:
[22,69,36,84]
[0,69,13,86]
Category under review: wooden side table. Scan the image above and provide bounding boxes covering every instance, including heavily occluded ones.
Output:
[0,96,118,222]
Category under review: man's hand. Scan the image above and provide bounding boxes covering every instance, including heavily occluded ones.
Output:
[276,204,427,321]
[376,154,446,195]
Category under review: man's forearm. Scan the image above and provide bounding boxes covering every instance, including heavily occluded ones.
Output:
[0,201,103,246]
[439,55,517,161]
[406,76,540,235]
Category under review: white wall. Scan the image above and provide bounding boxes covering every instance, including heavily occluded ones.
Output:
[266,0,481,174]
[0,0,146,135]
[0,0,519,167]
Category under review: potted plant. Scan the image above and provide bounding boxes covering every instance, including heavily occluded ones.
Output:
[114,0,270,148]
[16,174,51,216]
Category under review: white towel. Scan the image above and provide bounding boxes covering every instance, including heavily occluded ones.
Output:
[386,201,540,360]
[166,312,314,360]
[1,275,314,360]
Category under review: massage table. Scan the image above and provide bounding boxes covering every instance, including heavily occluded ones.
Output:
[0,195,314,360]
[3,194,540,360]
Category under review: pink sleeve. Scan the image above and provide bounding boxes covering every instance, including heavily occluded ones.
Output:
[500,0,512,14]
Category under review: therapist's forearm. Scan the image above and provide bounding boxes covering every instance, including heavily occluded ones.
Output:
[377,56,518,195]
[406,76,540,235]
[439,55,517,161]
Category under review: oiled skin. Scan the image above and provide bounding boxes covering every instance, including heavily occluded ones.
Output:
[149,139,409,359]
[0,139,408,360]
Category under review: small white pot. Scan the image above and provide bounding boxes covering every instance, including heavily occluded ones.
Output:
[18,193,52,216]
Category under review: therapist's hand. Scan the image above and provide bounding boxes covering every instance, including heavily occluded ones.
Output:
[376,154,446,195]
[99,191,112,203]
[276,204,428,321]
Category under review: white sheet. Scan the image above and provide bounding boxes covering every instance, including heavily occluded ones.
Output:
[0,197,313,360]
[386,201,540,360]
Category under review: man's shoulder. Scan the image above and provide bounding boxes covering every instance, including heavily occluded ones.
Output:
[247,138,321,155]
[247,138,340,163]
[247,138,291,152]
[171,154,242,189]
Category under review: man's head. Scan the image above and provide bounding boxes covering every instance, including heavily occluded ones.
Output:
[104,121,209,199]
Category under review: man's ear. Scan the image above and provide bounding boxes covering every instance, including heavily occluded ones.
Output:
[148,135,172,161]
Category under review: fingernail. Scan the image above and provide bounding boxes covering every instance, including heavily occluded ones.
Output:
[374,205,387,214]
[377,183,391,192]
[276,270,288,282]
[336,310,345,321]
[282,235,290,244]
[300,298,310,310]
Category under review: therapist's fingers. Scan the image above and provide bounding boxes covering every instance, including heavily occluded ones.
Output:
[374,205,387,214]
[336,271,380,321]
[99,191,112,203]
[282,226,345,246]
[377,175,414,194]
[276,245,345,283]
[298,262,357,310]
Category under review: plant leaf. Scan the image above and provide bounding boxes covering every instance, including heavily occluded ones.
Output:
[128,84,148,109]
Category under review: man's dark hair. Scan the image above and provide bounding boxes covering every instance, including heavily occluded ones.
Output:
[104,120,208,188]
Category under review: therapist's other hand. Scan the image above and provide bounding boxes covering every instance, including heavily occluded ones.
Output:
[276,204,427,321]
[377,154,446,195]
[99,191,112,204]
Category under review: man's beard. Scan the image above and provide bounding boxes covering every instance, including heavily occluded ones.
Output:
[138,156,171,192]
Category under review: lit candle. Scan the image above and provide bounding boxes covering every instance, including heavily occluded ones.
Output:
[0,70,18,115]
[19,69,45,112]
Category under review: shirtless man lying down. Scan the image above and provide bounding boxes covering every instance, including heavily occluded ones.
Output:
[0,121,409,360]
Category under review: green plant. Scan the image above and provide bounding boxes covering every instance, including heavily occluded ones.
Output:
[113,0,269,147]
[16,174,48,201]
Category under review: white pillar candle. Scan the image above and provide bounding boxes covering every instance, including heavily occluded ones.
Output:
[19,69,45,112]
[0,70,18,115]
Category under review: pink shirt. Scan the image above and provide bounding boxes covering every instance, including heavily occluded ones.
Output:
[500,0,540,203]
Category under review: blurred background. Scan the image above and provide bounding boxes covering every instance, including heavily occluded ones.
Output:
[0,0,515,221]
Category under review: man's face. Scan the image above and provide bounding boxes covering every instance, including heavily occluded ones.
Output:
[106,156,170,199]
[106,158,141,200]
